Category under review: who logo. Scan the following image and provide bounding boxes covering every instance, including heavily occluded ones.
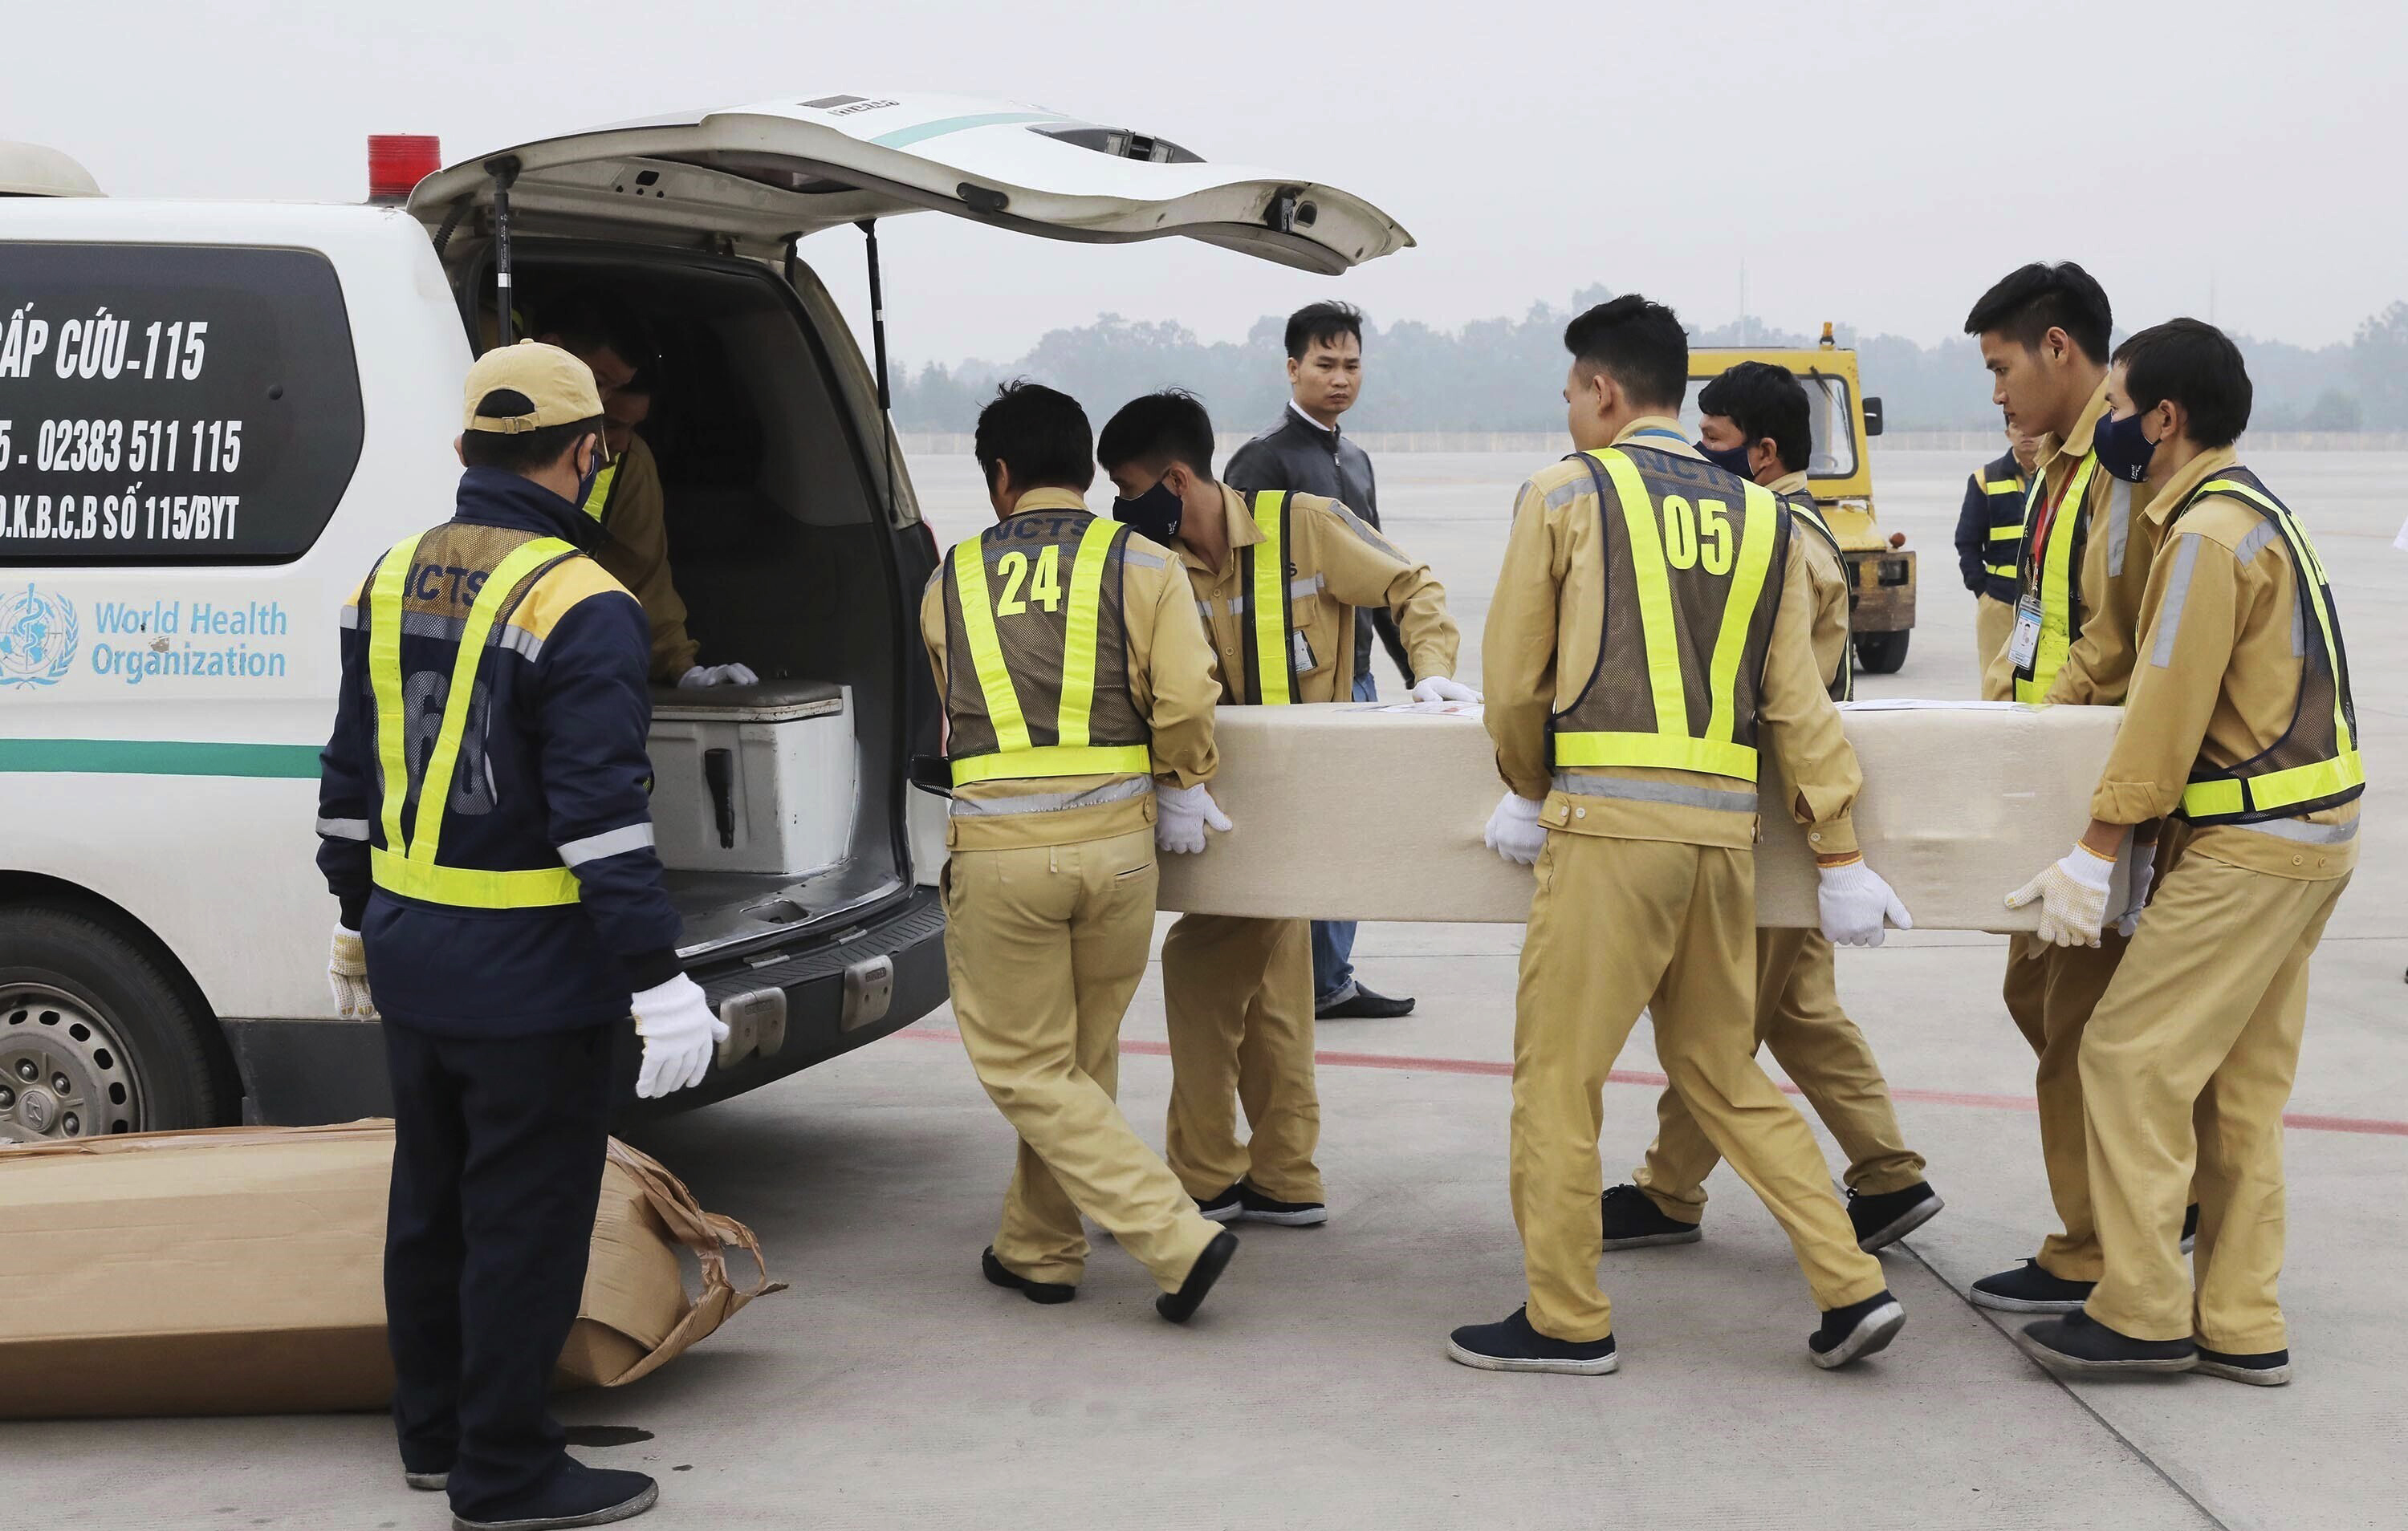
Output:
[0,585,79,688]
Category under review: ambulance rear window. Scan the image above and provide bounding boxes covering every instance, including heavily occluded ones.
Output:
[0,243,364,565]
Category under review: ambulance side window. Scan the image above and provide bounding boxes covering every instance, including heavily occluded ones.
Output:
[0,243,364,565]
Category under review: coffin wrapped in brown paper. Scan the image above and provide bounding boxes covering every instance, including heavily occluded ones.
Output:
[1153,700,2130,929]
[0,1119,780,1419]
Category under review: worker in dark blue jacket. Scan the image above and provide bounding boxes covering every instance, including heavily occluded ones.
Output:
[1954,423,2039,677]
[316,341,721,1531]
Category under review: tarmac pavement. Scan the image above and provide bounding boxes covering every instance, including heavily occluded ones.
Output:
[6,449,2400,1529]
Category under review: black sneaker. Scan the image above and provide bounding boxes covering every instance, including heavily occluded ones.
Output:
[1239,1183,1329,1227]
[982,1246,1075,1306]
[405,1469,451,1492]
[2015,1311,2197,1376]
[451,1464,659,1531]
[1317,985,1415,1020]
[1970,1259,2095,1314]
[1809,1290,1906,1370]
[2182,1202,2199,1254]
[1195,1184,1243,1224]
[1446,1306,1619,1375]
[1847,1182,1944,1252]
[2195,1345,2292,1387]
[1600,1184,1703,1250]
[1157,1229,1239,1324]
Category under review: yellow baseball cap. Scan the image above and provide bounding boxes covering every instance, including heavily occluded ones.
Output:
[462,340,604,434]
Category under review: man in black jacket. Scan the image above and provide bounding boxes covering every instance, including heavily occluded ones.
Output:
[1953,420,2038,680]
[1225,303,1477,1021]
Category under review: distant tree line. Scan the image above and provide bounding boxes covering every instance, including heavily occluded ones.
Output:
[892,289,2408,435]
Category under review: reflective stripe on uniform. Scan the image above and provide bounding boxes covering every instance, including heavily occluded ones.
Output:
[1551,772,1756,814]
[315,816,371,842]
[1249,491,1293,705]
[949,775,1155,818]
[2015,454,2097,703]
[2149,534,2203,668]
[1548,449,1779,782]
[558,822,656,867]
[2223,814,2358,846]
[1054,519,1121,750]
[581,460,619,524]
[368,532,584,908]
[951,535,1032,753]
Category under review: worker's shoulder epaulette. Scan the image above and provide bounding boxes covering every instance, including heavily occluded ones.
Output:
[1515,456,1597,516]
[2177,493,2284,558]
[506,550,637,643]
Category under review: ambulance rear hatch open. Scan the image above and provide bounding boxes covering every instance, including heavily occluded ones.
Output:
[405,92,1412,967]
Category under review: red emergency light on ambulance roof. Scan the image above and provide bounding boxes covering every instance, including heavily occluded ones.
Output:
[367,135,441,204]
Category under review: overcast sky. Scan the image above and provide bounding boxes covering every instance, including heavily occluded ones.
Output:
[11,1,2402,369]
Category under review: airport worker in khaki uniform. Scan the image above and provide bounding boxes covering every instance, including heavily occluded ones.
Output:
[920,383,1240,1323]
[1450,295,1916,1376]
[1095,388,1474,1229]
[1962,261,2198,1316]
[1603,360,1944,1257]
[2007,320,2361,1386]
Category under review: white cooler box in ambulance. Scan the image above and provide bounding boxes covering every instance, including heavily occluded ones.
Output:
[647,680,858,877]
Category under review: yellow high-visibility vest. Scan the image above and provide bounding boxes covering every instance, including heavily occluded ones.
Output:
[1784,491,1854,702]
[368,534,584,908]
[2173,471,2365,824]
[2015,453,2098,703]
[1982,451,2026,581]
[1241,490,1300,706]
[946,518,1153,786]
[580,460,620,525]
[1550,449,1787,782]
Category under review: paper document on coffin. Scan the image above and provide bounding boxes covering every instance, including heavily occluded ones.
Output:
[1153,701,2128,930]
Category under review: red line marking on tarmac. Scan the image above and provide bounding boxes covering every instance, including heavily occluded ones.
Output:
[894,1029,2408,1138]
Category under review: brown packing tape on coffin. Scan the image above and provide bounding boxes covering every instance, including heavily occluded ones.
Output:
[0,1119,780,1419]
[1152,701,2130,930]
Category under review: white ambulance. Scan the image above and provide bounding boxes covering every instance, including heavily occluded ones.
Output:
[0,95,1410,1140]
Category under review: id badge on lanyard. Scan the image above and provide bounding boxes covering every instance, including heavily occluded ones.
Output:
[2007,593,2044,671]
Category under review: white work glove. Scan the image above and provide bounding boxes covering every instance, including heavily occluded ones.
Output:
[1157,782,1234,855]
[327,923,378,1021]
[2005,843,2116,952]
[677,663,759,688]
[1483,792,1548,866]
[1408,675,1483,705]
[630,974,728,1099]
[2114,842,2158,938]
[1817,858,1914,948]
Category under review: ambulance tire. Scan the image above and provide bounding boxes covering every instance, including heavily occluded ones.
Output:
[1855,631,1910,675]
[0,904,228,1140]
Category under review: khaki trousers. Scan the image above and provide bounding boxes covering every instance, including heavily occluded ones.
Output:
[944,828,1221,1292]
[1161,913,1323,1204]
[1635,927,1924,1220]
[1512,834,1885,1342]
[1975,594,2018,684]
[2002,931,2129,1281]
[2082,854,2348,1350]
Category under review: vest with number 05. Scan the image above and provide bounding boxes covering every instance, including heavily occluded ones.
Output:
[367,530,587,908]
[942,513,1152,786]
[1548,447,1792,782]
[2169,468,2365,826]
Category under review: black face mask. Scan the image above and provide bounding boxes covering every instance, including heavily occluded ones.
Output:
[1696,440,1756,479]
[2091,409,2159,484]
[1112,477,1185,543]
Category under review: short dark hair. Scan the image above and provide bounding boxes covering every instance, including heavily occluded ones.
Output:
[1697,361,1812,475]
[460,400,605,476]
[1096,389,1216,479]
[1564,294,1687,412]
[1963,262,2113,365]
[973,380,1095,493]
[536,288,651,369]
[2112,319,2252,449]
[1284,301,1364,361]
